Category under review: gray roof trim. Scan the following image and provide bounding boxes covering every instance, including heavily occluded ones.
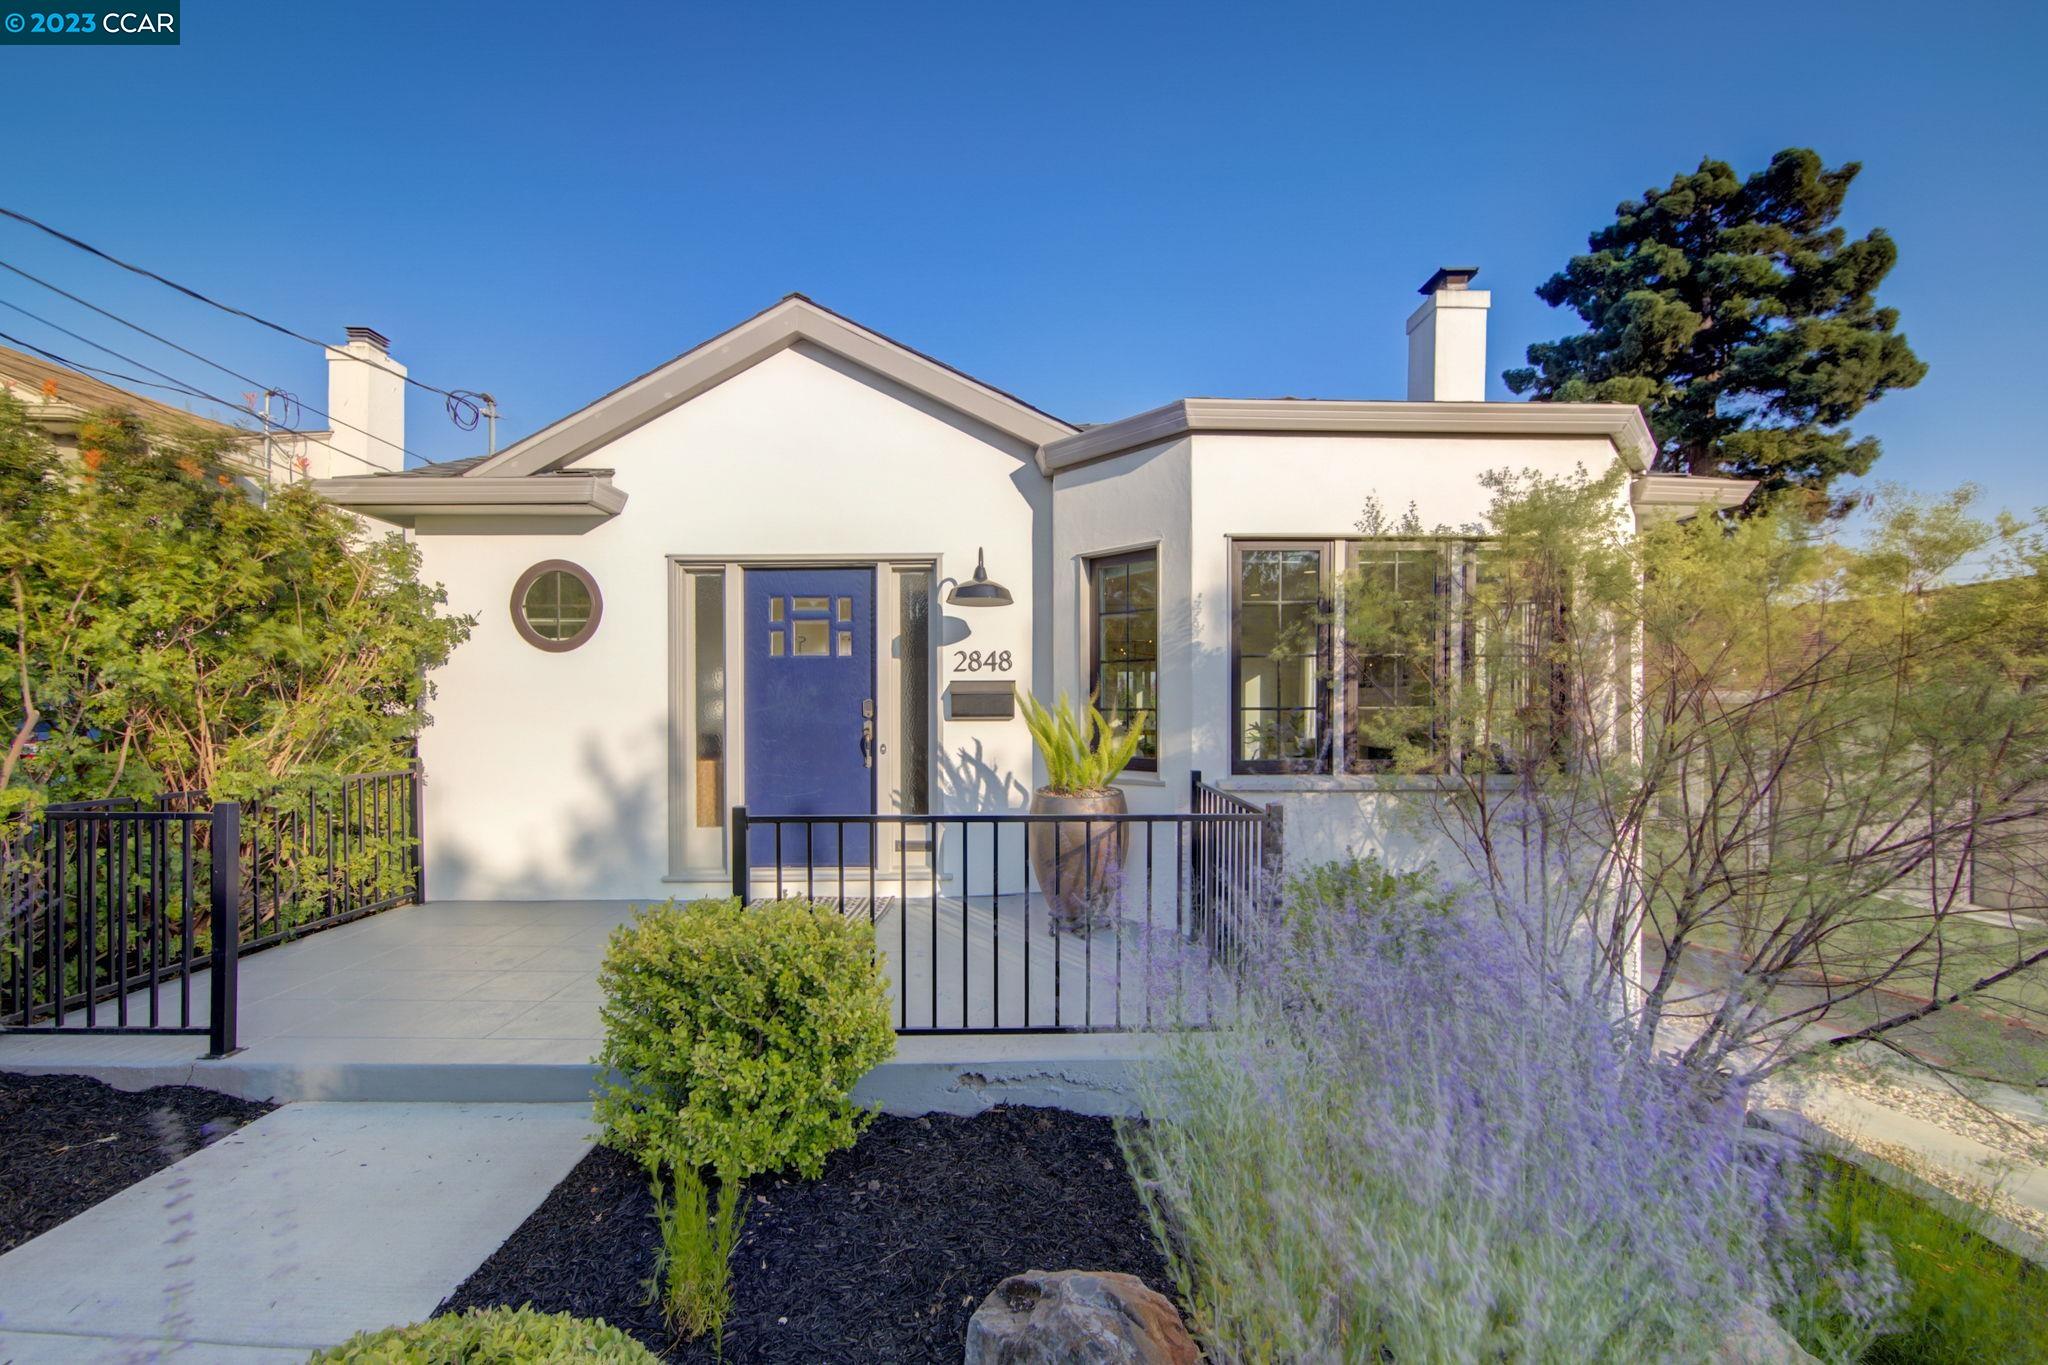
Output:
[465,295,1075,478]
[311,472,628,528]
[1630,472,1757,516]
[1037,398,1662,475]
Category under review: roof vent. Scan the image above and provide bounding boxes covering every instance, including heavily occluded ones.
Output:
[344,325,390,355]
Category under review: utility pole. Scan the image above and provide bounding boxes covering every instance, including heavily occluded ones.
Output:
[259,390,274,490]
[481,392,499,454]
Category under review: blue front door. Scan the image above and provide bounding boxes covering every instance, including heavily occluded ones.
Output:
[744,567,876,865]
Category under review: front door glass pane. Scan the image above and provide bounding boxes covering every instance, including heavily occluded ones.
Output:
[692,572,726,829]
[898,569,930,815]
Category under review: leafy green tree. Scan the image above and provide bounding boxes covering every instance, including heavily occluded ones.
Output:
[1506,149,1927,513]
[0,392,472,824]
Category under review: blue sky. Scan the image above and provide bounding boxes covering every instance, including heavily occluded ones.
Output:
[2,0,2041,513]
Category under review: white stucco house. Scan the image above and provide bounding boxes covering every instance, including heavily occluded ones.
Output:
[315,269,1751,904]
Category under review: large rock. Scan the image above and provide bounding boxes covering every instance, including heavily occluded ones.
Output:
[964,1269,1199,1365]
[1713,1303,1820,1364]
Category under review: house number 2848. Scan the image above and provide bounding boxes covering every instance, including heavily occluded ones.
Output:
[954,649,1013,673]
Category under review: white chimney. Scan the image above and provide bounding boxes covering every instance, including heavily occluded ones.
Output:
[1405,267,1490,402]
[316,325,406,477]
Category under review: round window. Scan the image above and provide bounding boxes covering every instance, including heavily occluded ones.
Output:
[511,561,602,652]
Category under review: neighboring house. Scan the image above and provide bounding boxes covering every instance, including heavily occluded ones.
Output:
[315,269,1751,901]
[0,327,408,486]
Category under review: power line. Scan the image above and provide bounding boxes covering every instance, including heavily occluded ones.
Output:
[0,326,370,490]
[0,278,452,473]
[0,294,400,475]
[0,272,419,474]
[1,295,249,417]
[0,204,505,423]
[0,328,417,496]
[0,327,265,429]
[2,256,319,413]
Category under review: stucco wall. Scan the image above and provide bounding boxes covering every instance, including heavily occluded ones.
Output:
[1046,437,1193,819]
[412,343,1046,900]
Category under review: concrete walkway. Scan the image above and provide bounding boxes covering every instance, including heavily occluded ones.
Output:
[1758,1069,2048,1263]
[0,898,1209,1102]
[0,1101,595,1362]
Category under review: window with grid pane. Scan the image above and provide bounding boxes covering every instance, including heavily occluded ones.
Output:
[1089,550,1158,770]
[1346,544,1443,770]
[522,571,590,640]
[511,561,602,651]
[1234,546,1325,772]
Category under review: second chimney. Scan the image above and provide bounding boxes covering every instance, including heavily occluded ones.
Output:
[1405,267,1489,402]
[319,326,407,477]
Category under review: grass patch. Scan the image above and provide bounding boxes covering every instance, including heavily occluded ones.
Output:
[1654,905,2048,1082]
[1797,1155,2048,1364]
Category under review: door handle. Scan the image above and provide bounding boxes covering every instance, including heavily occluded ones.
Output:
[861,717,875,768]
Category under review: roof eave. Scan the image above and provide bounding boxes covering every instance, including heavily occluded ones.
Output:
[1036,399,1661,475]
[311,473,628,529]
[1630,472,1758,520]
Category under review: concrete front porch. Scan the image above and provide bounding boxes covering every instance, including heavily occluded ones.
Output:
[0,899,1194,1111]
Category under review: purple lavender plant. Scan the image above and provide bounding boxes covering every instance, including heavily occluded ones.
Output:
[1122,861,1891,1362]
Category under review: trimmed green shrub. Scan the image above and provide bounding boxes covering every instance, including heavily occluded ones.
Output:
[594,896,895,1178]
[1286,855,1450,923]
[308,1306,658,1362]
[1282,857,1457,968]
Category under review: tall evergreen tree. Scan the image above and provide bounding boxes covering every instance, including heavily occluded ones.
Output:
[1505,149,1926,512]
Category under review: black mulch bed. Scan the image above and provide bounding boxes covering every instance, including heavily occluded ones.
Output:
[442,1105,1176,1363]
[0,1070,274,1254]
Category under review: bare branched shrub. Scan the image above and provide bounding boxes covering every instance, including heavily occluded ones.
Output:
[1355,468,2048,1085]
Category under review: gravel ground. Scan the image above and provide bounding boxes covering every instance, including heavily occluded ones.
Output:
[0,1070,274,1254]
[442,1105,1175,1364]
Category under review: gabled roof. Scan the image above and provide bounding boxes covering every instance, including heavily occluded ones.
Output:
[455,294,1075,479]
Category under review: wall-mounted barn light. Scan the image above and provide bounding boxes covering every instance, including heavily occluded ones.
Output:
[946,547,1013,607]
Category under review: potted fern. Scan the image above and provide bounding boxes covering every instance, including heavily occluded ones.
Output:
[1020,692,1148,931]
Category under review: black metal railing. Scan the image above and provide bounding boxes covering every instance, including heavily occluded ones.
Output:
[243,770,423,949]
[2,768,424,1053]
[729,780,1281,1034]
[2,803,241,1055]
[1190,770,1284,970]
